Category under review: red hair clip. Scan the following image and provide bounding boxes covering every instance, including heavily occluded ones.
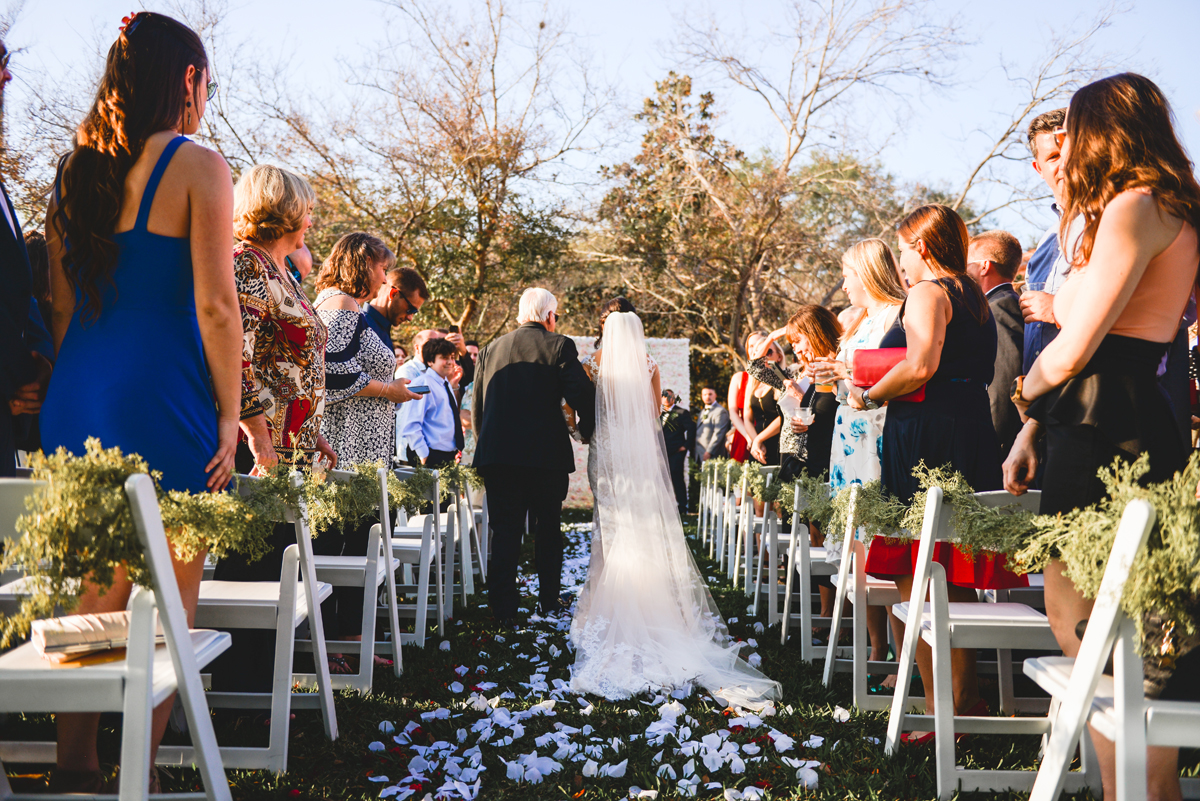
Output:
[118,11,144,36]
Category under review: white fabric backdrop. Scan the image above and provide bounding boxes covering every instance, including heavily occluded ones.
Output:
[565,336,690,508]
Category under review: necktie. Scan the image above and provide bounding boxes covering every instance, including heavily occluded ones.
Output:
[444,380,465,451]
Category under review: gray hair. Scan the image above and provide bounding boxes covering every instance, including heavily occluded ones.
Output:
[517,287,558,324]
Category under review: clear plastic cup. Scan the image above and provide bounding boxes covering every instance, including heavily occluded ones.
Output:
[1022,281,1047,293]
[798,408,815,426]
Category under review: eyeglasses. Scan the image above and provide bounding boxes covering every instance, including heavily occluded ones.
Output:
[0,50,10,71]
[206,78,218,101]
[1053,127,1067,149]
[397,292,419,319]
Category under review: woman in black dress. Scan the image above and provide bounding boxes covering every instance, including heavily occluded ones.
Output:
[845,204,1025,741]
[745,335,784,467]
[1005,74,1200,799]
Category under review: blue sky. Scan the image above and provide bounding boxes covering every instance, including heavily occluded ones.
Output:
[11,0,1200,243]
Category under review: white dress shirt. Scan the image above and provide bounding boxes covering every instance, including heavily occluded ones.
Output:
[397,372,460,460]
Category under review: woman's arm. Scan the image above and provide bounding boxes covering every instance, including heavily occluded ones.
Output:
[727,371,755,442]
[856,282,948,402]
[1020,192,1181,404]
[44,196,74,355]
[750,415,782,464]
[188,147,242,490]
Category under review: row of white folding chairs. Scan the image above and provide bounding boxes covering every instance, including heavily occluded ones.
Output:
[0,474,233,800]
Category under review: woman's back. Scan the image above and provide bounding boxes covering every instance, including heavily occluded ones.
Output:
[42,134,218,492]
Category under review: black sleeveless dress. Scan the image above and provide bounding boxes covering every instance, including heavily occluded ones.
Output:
[749,388,781,466]
[865,277,1026,589]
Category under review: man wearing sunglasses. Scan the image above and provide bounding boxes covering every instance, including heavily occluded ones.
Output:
[363,265,429,352]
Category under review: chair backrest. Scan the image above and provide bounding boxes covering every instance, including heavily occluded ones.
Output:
[0,477,46,545]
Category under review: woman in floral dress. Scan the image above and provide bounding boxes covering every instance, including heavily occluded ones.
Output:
[807,239,906,683]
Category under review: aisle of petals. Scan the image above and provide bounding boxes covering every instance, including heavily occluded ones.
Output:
[363,522,854,801]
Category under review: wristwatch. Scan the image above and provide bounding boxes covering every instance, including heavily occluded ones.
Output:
[1010,375,1026,405]
[861,387,881,411]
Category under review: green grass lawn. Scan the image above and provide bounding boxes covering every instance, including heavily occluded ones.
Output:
[3,509,1197,799]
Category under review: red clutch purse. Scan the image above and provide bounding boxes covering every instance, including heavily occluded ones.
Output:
[851,347,925,403]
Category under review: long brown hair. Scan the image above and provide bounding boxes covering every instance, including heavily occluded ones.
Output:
[898,204,988,324]
[1061,72,1200,267]
[596,296,636,347]
[54,12,208,322]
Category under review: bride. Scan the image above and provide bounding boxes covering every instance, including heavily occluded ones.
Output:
[568,298,781,707]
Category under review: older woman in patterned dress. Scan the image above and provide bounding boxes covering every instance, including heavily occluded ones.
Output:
[312,233,421,670]
[210,164,336,692]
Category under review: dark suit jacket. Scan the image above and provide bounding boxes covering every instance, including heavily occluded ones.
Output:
[471,322,595,474]
[661,405,695,457]
[987,284,1024,459]
[1,182,46,474]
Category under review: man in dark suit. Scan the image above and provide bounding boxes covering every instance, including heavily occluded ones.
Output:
[0,41,52,476]
[659,389,695,515]
[967,231,1025,461]
[472,288,595,624]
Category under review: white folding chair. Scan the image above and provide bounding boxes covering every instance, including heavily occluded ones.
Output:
[708,462,735,564]
[0,477,47,604]
[163,473,337,774]
[1025,498,1200,801]
[380,468,445,649]
[0,474,232,801]
[884,488,1085,800]
[293,468,403,694]
[461,481,488,584]
[779,481,839,661]
[733,466,776,593]
[820,485,903,711]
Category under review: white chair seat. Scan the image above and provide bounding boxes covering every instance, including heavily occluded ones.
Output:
[893,600,1058,650]
[1024,656,1200,750]
[0,630,230,712]
[312,555,400,586]
[838,573,901,605]
[195,580,332,629]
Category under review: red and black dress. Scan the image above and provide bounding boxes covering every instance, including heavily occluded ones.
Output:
[865,277,1027,590]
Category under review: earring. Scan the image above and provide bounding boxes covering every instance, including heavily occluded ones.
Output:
[186,110,191,127]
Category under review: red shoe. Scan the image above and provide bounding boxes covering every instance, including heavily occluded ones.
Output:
[901,731,935,746]
[955,699,990,744]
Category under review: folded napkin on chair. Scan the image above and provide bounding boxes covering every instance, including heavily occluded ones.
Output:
[31,610,165,663]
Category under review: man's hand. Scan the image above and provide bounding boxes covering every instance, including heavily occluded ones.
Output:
[8,352,52,416]
[1019,291,1056,325]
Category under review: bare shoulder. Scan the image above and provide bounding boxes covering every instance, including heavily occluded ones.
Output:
[170,138,232,185]
[317,293,360,312]
[1101,188,1184,251]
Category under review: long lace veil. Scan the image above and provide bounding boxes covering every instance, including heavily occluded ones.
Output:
[569,312,780,707]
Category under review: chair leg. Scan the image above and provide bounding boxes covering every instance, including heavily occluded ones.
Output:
[781,529,799,647]
[929,577,957,801]
[852,579,869,709]
[118,589,156,801]
[997,648,1015,716]
[269,553,300,775]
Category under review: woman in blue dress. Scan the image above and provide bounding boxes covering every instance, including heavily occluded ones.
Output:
[40,12,241,792]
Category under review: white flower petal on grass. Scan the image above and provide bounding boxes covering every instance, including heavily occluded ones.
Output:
[701,751,724,773]
[367,775,389,783]
[741,742,761,755]
[456,728,468,743]
[798,767,820,788]
[722,789,743,801]
[454,665,469,677]
[728,754,746,774]
[505,760,524,782]
[449,681,464,693]
[677,780,698,798]
[767,729,795,752]
[657,764,677,779]
[741,788,766,800]
[603,759,629,778]
[582,759,599,777]
[803,735,825,748]
[378,721,395,734]
[368,741,385,752]
[752,622,765,634]
[833,705,850,722]
[439,640,451,651]
[682,758,695,778]
[747,654,763,668]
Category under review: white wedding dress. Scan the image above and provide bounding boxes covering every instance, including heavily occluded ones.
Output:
[568,312,781,707]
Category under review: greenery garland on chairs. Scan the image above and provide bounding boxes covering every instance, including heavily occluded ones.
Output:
[0,439,458,647]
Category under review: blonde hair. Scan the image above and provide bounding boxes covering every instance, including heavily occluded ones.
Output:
[315,232,395,299]
[840,239,907,343]
[233,164,316,242]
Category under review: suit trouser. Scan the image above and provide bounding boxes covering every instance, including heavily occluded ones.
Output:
[482,466,568,618]
[668,451,688,513]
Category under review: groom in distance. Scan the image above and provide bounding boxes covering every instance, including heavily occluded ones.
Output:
[471,288,596,626]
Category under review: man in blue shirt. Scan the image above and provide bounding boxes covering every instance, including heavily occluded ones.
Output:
[1019,108,1069,373]
[363,265,429,353]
